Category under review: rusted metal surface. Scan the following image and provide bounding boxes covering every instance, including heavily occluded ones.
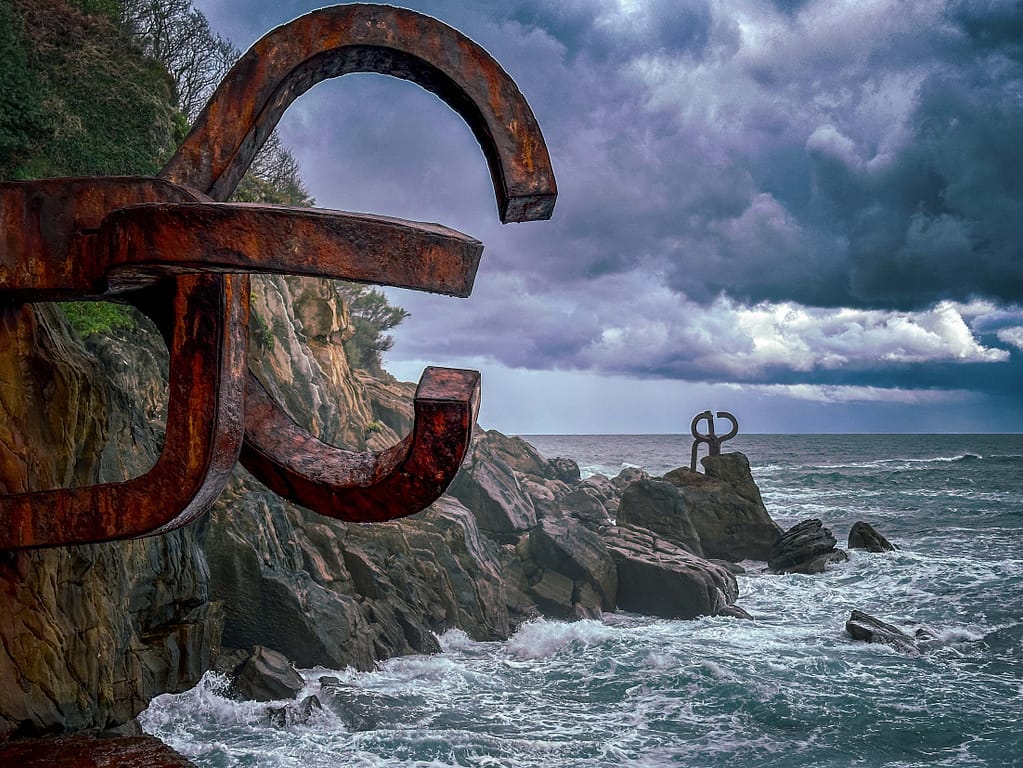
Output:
[101,203,483,296]
[690,410,739,471]
[161,4,558,222]
[241,367,480,522]
[0,3,556,548]
[0,274,248,548]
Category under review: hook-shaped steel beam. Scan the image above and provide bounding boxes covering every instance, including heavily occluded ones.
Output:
[0,273,248,549]
[159,4,556,522]
[0,4,557,544]
[239,367,479,522]
[160,3,557,222]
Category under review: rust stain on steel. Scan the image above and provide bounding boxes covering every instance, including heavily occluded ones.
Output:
[0,4,557,548]
[240,367,480,522]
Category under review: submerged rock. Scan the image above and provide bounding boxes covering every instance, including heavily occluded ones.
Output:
[768,519,848,574]
[848,521,897,552]
[845,610,920,654]
[266,694,322,728]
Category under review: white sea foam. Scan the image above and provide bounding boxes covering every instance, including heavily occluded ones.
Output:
[504,618,620,660]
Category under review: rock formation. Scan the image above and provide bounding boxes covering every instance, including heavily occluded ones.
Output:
[0,305,219,741]
[768,518,849,574]
[848,521,897,552]
[845,610,921,655]
[602,524,739,619]
[662,454,782,560]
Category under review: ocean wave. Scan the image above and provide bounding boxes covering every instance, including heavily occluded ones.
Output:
[504,618,621,660]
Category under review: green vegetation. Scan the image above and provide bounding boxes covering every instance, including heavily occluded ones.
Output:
[59,301,138,337]
[1,0,178,180]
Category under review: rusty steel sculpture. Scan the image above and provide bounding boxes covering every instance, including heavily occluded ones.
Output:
[0,5,556,549]
[690,410,739,471]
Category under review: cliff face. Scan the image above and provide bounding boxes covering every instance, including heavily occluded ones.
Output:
[203,276,508,671]
[0,275,509,738]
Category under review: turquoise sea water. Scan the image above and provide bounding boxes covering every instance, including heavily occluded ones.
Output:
[141,434,1023,767]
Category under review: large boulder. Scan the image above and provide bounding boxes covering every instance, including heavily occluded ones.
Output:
[768,519,848,574]
[662,453,781,561]
[616,479,703,555]
[848,521,897,552]
[448,435,537,543]
[557,487,612,530]
[601,524,740,619]
[522,518,617,617]
[230,646,305,702]
[478,429,555,481]
[548,456,581,485]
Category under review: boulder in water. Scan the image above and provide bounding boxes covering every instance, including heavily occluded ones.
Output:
[845,610,920,654]
[266,694,322,728]
[230,646,305,702]
[661,453,782,561]
[768,519,848,574]
[848,521,897,552]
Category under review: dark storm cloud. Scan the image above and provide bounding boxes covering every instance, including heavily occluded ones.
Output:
[658,0,1023,310]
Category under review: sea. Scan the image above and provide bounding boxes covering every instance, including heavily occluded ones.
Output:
[140,434,1023,767]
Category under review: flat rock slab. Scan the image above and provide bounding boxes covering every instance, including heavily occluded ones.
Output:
[0,734,197,767]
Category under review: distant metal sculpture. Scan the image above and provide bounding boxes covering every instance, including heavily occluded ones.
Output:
[690,410,738,471]
[0,5,557,549]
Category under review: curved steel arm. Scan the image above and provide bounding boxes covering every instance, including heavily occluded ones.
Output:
[0,274,248,548]
[159,4,557,222]
[239,367,480,522]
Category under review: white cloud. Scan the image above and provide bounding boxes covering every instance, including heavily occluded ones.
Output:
[730,383,973,404]
[996,326,1023,351]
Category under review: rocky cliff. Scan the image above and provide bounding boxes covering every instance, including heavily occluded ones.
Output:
[0,276,784,743]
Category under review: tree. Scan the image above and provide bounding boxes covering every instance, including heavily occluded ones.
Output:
[334,283,411,373]
[119,0,236,119]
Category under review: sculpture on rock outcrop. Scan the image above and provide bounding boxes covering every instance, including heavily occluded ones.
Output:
[689,410,738,471]
[0,4,557,549]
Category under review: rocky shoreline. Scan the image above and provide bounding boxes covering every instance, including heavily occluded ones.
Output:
[0,277,904,758]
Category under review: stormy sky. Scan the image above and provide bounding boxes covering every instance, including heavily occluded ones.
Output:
[193,0,1023,434]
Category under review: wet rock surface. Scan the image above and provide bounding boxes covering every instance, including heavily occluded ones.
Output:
[768,518,849,574]
[845,610,921,654]
[848,521,898,552]
[602,524,739,619]
[0,734,198,767]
